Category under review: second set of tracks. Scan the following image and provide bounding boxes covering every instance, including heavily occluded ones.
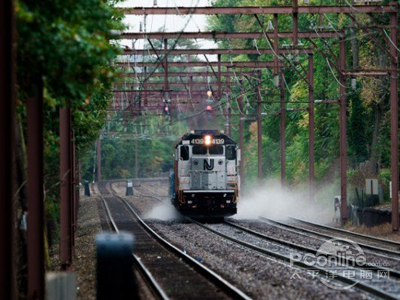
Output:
[98,181,400,300]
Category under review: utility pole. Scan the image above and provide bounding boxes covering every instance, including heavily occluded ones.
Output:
[257,74,262,181]
[0,0,14,299]
[280,72,286,188]
[60,107,72,270]
[226,75,231,136]
[238,80,244,193]
[308,54,315,201]
[339,31,348,226]
[97,138,101,182]
[135,139,139,178]
[389,5,399,231]
[27,78,45,300]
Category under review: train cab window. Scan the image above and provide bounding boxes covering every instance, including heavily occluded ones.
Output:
[180,146,189,161]
[226,145,236,160]
[209,145,224,155]
[192,145,207,155]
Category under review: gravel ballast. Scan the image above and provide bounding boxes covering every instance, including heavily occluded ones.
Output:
[112,182,374,300]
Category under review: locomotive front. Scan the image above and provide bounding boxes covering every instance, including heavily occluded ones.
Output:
[170,130,240,218]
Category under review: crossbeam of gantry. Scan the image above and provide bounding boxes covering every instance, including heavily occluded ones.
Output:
[116,61,281,68]
[120,5,396,15]
[120,31,342,39]
[123,48,313,55]
[113,90,232,94]
[123,71,259,77]
[115,82,225,87]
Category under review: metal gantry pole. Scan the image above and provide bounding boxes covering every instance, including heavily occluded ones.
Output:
[164,39,169,98]
[257,77,262,181]
[71,130,76,256]
[226,75,231,136]
[144,67,147,107]
[60,107,72,270]
[308,53,315,201]
[97,138,101,182]
[27,78,45,300]
[135,139,139,178]
[0,0,14,298]
[293,0,298,46]
[280,72,286,188]
[238,80,245,192]
[389,6,399,231]
[339,32,348,226]
[273,14,279,76]
[74,142,80,239]
[218,54,222,99]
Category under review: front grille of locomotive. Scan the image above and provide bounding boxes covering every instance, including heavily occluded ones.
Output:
[190,156,226,190]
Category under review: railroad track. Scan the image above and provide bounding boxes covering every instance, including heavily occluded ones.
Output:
[189,219,400,300]
[97,182,253,300]
[291,217,400,251]
[98,183,169,300]
[259,216,400,258]
[117,182,400,299]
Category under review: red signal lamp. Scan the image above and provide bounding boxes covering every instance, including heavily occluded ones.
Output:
[206,105,212,111]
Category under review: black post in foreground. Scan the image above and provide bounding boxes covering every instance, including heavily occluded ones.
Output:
[96,232,136,300]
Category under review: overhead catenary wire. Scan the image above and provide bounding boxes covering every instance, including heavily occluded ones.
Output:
[109,0,201,125]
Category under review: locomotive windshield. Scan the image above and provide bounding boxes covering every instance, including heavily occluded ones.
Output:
[180,146,189,160]
[192,145,223,155]
[192,145,207,155]
[209,145,224,155]
[226,145,236,160]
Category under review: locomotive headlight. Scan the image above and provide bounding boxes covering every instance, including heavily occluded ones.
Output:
[204,135,212,146]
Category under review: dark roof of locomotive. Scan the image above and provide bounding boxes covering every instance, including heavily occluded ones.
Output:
[175,130,237,148]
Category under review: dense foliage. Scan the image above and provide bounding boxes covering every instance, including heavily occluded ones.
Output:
[204,0,400,203]
[15,0,123,260]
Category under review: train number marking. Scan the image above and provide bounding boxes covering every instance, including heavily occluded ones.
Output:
[190,138,224,145]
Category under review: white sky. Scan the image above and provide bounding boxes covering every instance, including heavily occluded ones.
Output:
[117,0,218,60]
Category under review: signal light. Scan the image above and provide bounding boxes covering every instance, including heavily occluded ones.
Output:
[206,105,212,112]
[163,103,170,116]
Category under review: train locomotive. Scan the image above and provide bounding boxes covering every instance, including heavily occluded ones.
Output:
[170,130,240,218]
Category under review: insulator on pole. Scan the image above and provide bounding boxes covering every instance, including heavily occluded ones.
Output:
[294,49,299,63]
[274,75,280,87]
[351,78,357,90]
[267,20,274,31]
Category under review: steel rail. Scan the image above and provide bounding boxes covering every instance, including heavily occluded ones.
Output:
[98,186,170,300]
[223,219,400,277]
[259,217,400,257]
[105,186,254,300]
[187,218,399,300]
[290,217,400,249]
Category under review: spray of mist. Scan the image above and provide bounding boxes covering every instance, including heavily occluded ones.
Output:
[144,202,184,221]
[235,179,337,223]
